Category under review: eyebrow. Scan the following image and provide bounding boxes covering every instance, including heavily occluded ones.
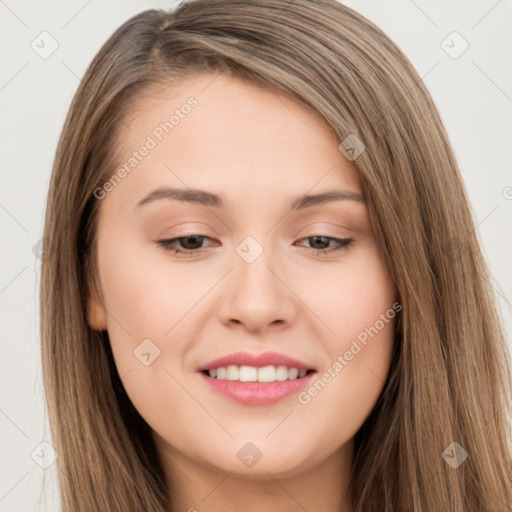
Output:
[135,187,365,210]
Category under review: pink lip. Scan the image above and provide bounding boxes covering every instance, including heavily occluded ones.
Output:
[198,351,315,371]
[197,351,317,406]
[199,371,317,405]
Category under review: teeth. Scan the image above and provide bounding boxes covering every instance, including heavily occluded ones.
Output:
[258,365,276,382]
[288,368,299,379]
[275,365,288,381]
[207,365,311,382]
[226,365,238,381]
[239,365,257,382]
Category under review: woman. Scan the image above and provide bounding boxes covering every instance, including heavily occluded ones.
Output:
[40,0,512,510]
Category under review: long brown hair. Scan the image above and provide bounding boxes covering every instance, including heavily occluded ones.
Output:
[40,0,512,510]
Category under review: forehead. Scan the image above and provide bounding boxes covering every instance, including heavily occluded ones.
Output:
[102,72,362,215]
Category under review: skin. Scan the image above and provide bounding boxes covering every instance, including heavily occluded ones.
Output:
[87,72,397,512]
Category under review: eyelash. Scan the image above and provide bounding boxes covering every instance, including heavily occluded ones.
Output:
[157,235,354,257]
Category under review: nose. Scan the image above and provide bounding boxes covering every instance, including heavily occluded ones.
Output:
[216,244,298,334]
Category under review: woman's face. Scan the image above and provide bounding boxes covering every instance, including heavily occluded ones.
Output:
[87,72,397,479]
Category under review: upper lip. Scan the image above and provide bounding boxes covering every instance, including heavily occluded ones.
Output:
[198,351,316,371]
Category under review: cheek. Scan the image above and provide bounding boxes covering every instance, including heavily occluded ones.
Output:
[297,243,396,345]
[96,245,207,436]
[294,247,396,437]
[296,323,395,455]
[97,235,209,340]
[95,238,215,399]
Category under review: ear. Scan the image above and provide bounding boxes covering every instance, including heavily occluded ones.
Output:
[84,258,107,331]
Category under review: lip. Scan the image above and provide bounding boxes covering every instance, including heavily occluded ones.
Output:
[199,371,317,405]
[197,351,317,406]
[198,351,315,372]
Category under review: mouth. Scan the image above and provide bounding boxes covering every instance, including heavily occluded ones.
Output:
[200,365,316,382]
[198,351,317,405]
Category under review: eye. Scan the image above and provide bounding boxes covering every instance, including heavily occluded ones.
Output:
[157,234,353,257]
[158,235,216,255]
[295,235,354,255]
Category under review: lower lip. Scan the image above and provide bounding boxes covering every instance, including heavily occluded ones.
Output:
[199,371,317,405]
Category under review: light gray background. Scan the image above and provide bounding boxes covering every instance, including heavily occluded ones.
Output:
[1,0,511,510]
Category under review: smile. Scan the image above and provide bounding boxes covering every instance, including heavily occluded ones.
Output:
[204,365,312,382]
[200,371,317,405]
[198,351,317,405]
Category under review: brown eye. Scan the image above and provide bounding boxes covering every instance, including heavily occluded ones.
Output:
[158,235,215,254]
[295,236,353,254]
